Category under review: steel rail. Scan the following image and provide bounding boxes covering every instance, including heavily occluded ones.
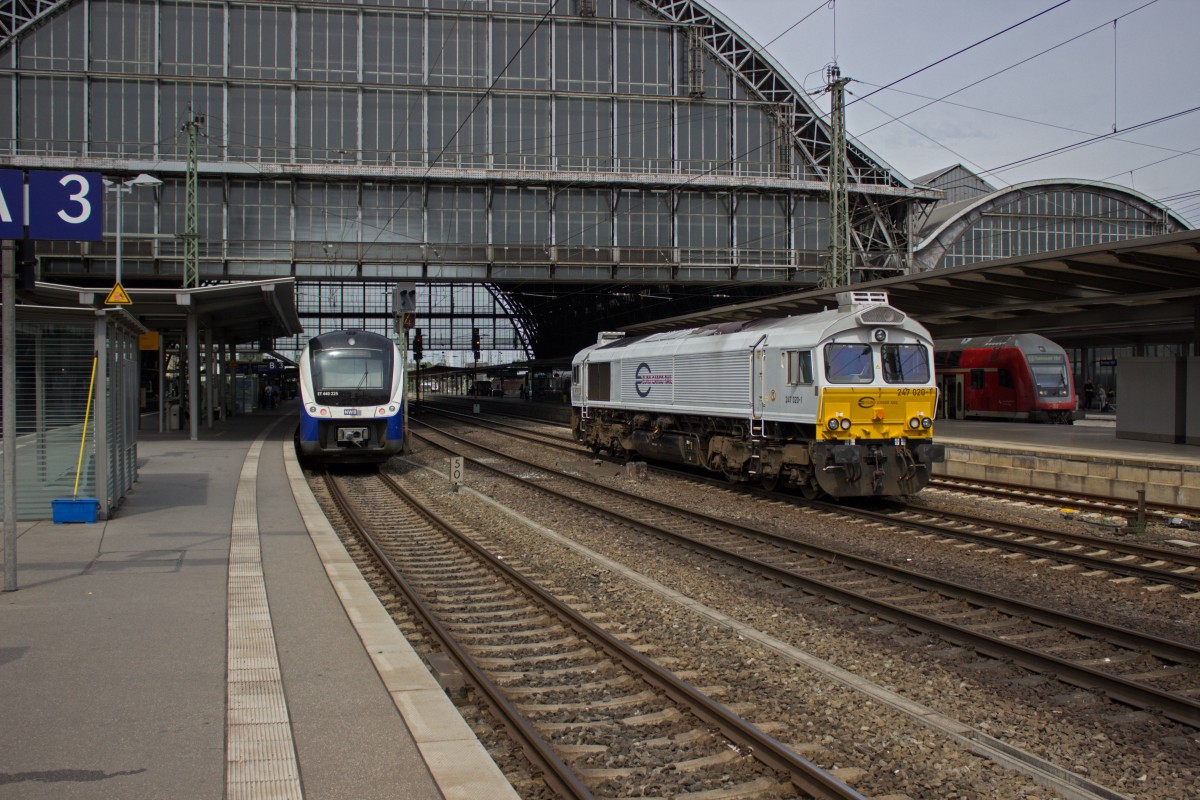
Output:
[412,424,1200,730]
[374,471,866,800]
[322,471,596,800]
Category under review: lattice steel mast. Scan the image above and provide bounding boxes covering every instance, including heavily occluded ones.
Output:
[822,65,852,288]
[182,110,204,288]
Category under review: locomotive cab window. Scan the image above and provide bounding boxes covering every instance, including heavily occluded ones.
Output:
[785,350,813,385]
[881,344,930,384]
[824,343,873,384]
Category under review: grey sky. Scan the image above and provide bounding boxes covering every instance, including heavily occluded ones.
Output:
[704,0,1200,224]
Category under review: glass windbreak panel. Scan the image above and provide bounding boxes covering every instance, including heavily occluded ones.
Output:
[493,94,550,169]
[228,86,291,161]
[492,187,548,245]
[230,6,292,80]
[159,82,225,160]
[881,344,930,384]
[615,25,672,95]
[19,76,84,156]
[735,193,788,265]
[90,80,156,158]
[296,182,359,242]
[298,9,359,83]
[558,97,612,170]
[363,13,423,83]
[616,190,671,249]
[161,2,224,77]
[428,92,488,168]
[555,22,611,92]
[493,18,550,90]
[427,186,486,243]
[91,0,155,74]
[677,192,730,257]
[363,91,423,165]
[615,99,669,172]
[18,2,85,70]
[298,88,357,163]
[430,15,488,88]
[824,343,873,384]
[556,189,611,248]
[678,101,731,174]
[311,346,393,405]
[362,184,423,245]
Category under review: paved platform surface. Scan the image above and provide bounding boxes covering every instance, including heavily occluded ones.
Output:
[0,404,516,800]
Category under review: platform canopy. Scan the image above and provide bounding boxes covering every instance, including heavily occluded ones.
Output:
[23,278,304,345]
[622,229,1200,349]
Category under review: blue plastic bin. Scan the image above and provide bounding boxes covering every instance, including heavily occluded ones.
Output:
[52,499,100,524]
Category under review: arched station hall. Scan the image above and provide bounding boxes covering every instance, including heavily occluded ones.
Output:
[1,0,1192,366]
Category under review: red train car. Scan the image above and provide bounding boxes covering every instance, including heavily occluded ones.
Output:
[934,334,1077,424]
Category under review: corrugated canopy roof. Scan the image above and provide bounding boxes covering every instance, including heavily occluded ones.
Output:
[23,278,304,344]
[623,229,1200,349]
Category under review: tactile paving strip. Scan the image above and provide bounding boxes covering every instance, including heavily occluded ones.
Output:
[226,432,303,799]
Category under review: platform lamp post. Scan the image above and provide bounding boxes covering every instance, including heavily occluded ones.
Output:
[104,173,162,286]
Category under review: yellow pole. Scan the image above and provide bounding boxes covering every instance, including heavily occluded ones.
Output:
[72,353,98,500]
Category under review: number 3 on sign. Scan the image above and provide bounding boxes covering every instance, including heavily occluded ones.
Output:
[450,456,464,492]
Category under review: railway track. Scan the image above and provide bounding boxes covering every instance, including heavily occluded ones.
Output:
[319,467,864,800]
[420,406,1200,594]
[413,419,1200,730]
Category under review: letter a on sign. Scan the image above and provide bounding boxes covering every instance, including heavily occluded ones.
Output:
[105,282,132,305]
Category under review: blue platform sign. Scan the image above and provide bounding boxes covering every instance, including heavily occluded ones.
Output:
[0,170,24,239]
[27,171,103,241]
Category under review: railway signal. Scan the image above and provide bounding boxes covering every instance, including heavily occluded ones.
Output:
[412,328,423,362]
[471,327,481,361]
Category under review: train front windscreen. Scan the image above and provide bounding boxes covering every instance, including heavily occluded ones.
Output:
[311,346,393,406]
[1027,353,1070,395]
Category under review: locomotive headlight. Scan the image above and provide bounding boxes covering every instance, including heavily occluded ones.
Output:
[922,417,933,429]
[308,405,317,414]
[873,328,887,342]
[909,417,921,429]
[839,417,852,431]
[827,417,840,431]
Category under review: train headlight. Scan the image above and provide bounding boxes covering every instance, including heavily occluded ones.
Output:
[308,405,317,414]
[873,328,887,342]
[839,417,852,431]
[909,417,921,429]
[922,417,933,429]
[827,417,840,431]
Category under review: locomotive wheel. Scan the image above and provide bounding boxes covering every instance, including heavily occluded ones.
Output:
[760,473,780,492]
[798,476,821,500]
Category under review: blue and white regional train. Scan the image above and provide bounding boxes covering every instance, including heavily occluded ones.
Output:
[571,291,946,499]
[297,330,406,464]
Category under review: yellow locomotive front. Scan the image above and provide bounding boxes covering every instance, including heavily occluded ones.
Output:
[810,334,945,497]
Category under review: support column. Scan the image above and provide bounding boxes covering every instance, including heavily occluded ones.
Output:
[188,312,200,441]
[158,334,166,433]
[94,315,111,518]
[206,327,214,429]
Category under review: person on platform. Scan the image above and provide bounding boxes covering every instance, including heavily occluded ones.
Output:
[1098,385,1108,413]
[1083,379,1095,410]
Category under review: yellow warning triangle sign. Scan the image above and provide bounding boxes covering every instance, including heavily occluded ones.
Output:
[105,282,132,305]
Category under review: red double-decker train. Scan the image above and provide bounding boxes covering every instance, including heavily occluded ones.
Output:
[934,333,1078,424]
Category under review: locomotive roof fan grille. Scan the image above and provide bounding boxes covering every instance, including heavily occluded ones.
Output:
[836,291,906,325]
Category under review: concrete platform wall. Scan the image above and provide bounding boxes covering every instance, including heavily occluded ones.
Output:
[934,442,1200,508]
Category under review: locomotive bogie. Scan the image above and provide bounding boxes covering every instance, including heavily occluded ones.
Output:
[571,292,946,499]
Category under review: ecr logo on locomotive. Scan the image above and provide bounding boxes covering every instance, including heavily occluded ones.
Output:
[634,362,673,398]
